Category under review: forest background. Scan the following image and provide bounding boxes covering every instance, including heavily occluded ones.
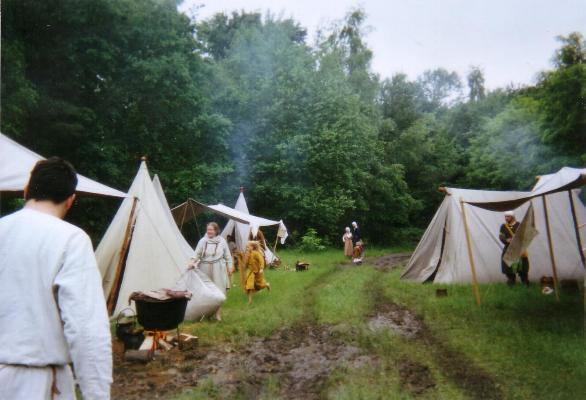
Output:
[2,0,585,244]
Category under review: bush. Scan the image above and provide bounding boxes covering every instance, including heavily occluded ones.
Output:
[298,228,326,252]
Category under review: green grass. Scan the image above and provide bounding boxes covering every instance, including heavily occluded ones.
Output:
[382,270,586,400]
[181,249,348,344]
[174,248,586,399]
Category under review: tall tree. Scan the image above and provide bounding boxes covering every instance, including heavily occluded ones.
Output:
[467,66,486,102]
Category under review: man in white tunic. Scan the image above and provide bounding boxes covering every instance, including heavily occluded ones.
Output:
[0,157,112,399]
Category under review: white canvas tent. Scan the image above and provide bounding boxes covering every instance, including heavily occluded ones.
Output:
[401,187,586,285]
[219,190,287,264]
[0,132,126,197]
[171,190,288,264]
[96,161,225,317]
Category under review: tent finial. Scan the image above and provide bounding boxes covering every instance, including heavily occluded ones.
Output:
[240,185,244,193]
[140,155,147,162]
[438,186,450,195]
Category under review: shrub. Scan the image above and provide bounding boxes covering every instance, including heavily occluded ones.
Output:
[298,228,326,252]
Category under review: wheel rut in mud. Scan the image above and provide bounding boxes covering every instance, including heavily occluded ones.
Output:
[367,278,503,400]
[185,266,376,400]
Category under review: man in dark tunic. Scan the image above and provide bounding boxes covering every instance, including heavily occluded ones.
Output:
[351,221,361,246]
[499,211,530,286]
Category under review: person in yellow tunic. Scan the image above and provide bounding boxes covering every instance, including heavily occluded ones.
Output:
[241,241,271,304]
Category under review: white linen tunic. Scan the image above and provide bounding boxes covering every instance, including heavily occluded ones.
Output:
[192,236,233,294]
[0,208,112,399]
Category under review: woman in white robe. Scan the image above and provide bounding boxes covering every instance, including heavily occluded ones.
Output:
[189,222,233,321]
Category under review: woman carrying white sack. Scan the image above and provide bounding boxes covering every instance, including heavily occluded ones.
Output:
[188,222,233,321]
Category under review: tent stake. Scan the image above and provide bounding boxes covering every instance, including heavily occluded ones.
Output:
[542,195,561,303]
[107,196,139,315]
[568,190,586,269]
[459,198,481,306]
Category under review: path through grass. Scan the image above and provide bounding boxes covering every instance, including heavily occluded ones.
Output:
[155,248,586,399]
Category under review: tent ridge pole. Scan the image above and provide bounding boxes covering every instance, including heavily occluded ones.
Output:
[542,195,561,303]
[459,198,481,306]
[107,196,139,315]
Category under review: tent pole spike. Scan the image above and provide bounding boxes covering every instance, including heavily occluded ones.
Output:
[542,195,561,303]
[459,198,481,306]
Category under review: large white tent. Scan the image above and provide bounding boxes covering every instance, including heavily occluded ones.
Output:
[0,132,126,197]
[401,187,585,285]
[95,161,224,317]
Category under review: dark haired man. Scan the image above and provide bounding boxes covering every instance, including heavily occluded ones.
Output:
[0,157,112,399]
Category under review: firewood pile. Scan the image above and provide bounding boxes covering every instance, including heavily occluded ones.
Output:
[123,332,198,363]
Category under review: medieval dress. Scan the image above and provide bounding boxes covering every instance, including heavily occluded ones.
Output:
[244,249,269,292]
[343,232,353,257]
[0,208,112,400]
[192,235,233,295]
[499,221,530,285]
[352,225,362,246]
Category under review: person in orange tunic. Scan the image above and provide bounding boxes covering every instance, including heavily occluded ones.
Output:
[242,241,271,304]
[342,227,353,258]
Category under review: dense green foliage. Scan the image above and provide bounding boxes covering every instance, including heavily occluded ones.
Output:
[1,1,584,244]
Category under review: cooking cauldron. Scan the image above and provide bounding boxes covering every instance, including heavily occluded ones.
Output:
[115,308,145,350]
[132,296,188,331]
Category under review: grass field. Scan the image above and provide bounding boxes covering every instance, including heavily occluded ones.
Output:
[168,248,585,399]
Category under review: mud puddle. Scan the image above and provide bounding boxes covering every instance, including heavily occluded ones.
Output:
[190,324,374,399]
[368,253,412,272]
[368,302,423,339]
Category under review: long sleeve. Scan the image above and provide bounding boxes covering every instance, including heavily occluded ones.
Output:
[191,238,205,263]
[222,240,233,269]
[499,224,510,245]
[54,232,112,400]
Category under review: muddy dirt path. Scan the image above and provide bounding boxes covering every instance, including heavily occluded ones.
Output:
[111,254,501,400]
[112,266,374,400]
[367,252,412,272]
[367,282,503,399]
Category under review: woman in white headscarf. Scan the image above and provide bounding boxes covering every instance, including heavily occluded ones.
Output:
[342,227,353,258]
[188,222,233,321]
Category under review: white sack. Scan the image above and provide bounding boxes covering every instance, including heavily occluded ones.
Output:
[174,269,226,321]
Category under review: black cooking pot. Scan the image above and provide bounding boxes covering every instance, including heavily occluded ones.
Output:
[115,309,145,350]
[133,297,188,331]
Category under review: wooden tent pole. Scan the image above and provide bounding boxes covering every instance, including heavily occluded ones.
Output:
[459,198,481,306]
[190,201,202,239]
[107,196,139,315]
[179,202,188,230]
[272,232,279,255]
[568,190,586,269]
[542,195,561,303]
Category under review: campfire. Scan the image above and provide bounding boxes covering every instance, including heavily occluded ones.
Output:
[116,289,198,362]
